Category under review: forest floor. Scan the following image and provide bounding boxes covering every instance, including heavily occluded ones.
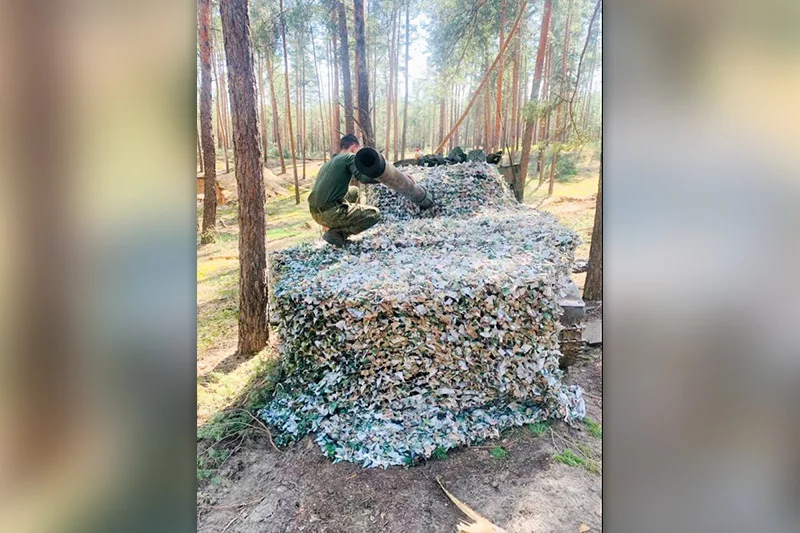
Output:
[197,151,601,532]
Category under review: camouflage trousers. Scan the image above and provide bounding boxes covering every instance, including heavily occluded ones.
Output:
[310,186,381,236]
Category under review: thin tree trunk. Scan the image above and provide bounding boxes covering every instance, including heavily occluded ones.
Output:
[548,149,558,195]
[583,152,602,301]
[518,0,552,195]
[279,0,300,204]
[257,54,269,165]
[199,0,217,243]
[494,0,506,151]
[301,45,307,180]
[392,20,400,161]
[354,0,375,147]
[557,0,574,142]
[434,0,527,155]
[510,25,520,154]
[218,52,232,173]
[385,7,397,154]
[330,17,341,148]
[400,0,410,159]
[265,52,286,173]
[484,67,491,149]
[337,1,355,134]
[212,48,231,173]
[219,0,268,354]
[310,28,330,159]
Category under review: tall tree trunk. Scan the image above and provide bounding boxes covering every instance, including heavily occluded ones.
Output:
[330,17,341,148]
[310,28,330,159]
[385,7,397,154]
[279,0,300,204]
[337,1,355,134]
[353,0,375,147]
[518,0,552,196]
[220,0,268,354]
[392,20,400,161]
[256,54,270,165]
[212,48,231,173]
[265,52,286,173]
[218,52,232,173]
[510,24,520,154]
[199,0,217,243]
[400,0,410,159]
[583,152,602,301]
[557,0,574,142]
[301,45,307,180]
[494,0,506,151]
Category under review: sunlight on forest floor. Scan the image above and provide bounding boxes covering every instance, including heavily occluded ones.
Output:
[196,155,598,426]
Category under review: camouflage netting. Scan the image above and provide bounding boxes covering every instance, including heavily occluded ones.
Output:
[260,163,585,468]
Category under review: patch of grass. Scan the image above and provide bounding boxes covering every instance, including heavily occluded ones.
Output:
[553,448,583,467]
[489,446,508,460]
[528,421,550,436]
[584,417,602,439]
[197,357,283,481]
[432,447,449,460]
[553,448,601,475]
[577,443,595,459]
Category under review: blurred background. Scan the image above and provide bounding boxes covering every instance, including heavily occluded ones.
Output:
[0,0,797,531]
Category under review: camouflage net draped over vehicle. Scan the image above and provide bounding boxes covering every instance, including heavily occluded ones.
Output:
[363,161,518,221]
[260,176,586,467]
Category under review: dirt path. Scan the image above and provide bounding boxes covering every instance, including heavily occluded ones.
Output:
[197,349,602,533]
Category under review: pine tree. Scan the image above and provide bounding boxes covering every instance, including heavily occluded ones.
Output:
[219,0,269,354]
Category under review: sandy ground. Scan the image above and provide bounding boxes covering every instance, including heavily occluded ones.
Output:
[197,348,602,533]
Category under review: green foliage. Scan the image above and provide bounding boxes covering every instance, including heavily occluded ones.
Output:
[555,153,578,181]
[584,417,602,438]
[528,421,550,436]
[553,448,601,475]
[489,446,508,459]
[432,447,449,460]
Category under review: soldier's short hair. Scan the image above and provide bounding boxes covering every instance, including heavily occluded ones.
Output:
[340,134,361,150]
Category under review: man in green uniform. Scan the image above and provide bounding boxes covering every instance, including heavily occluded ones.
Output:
[308,134,381,247]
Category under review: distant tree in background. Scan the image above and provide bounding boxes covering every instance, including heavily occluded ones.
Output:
[220,0,269,354]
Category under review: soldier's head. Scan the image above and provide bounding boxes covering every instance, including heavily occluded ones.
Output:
[339,134,361,154]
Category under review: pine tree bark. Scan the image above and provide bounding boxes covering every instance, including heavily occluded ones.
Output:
[353,0,375,147]
[265,52,286,173]
[557,0,574,142]
[330,28,341,149]
[256,54,270,164]
[400,0,410,159]
[279,0,300,203]
[220,0,268,354]
[494,0,506,151]
[392,21,400,161]
[518,0,552,196]
[510,26,520,154]
[310,28,330,158]
[583,152,602,301]
[337,1,355,134]
[301,45,307,180]
[212,48,231,173]
[218,52,233,173]
[199,0,217,243]
[385,7,397,154]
